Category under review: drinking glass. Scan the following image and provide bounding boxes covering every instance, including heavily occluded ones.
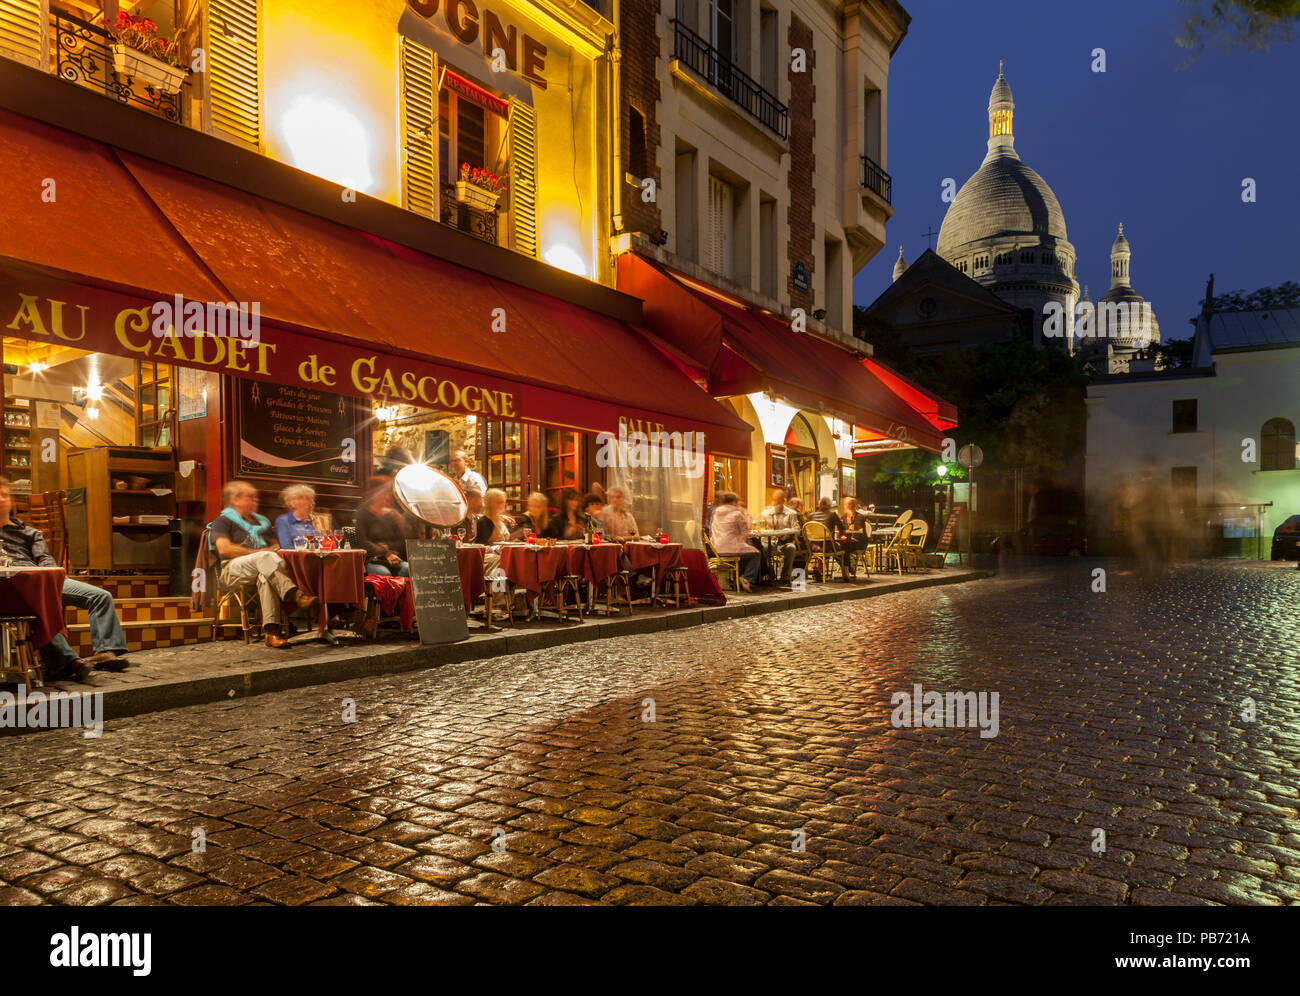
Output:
[293,535,308,552]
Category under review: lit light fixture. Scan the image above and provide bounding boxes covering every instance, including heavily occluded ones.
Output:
[86,406,100,420]
[85,381,103,401]
[374,403,399,422]
[813,308,827,321]
[936,464,948,478]
[542,244,589,278]
[28,361,46,374]
[280,94,374,191]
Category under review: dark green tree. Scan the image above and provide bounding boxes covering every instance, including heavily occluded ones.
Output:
[1177,0,1300,57]
[1210,281,1300,311]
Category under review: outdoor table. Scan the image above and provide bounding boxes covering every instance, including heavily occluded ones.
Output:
[679,549,725,605]
[558,542,623,613]
[456,544,486,612]
[499,543,567,618]
[363,574,414,631]
[279,549,367,634]
[623,541,682,602]
[0,566,67,649]
[749,528,798,583]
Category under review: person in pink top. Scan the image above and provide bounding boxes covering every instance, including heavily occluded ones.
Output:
[709,491,761,592]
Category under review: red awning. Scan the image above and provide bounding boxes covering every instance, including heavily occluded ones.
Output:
[0,109,752,457]
[617,255,953,453]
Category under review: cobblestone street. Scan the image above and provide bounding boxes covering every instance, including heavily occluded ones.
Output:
[2,560,1297,906]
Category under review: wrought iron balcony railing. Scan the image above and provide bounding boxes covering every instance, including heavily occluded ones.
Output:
[51,4,188,124]
[441,184,501,246]
[861,155,892,205]
[671,19,788,140]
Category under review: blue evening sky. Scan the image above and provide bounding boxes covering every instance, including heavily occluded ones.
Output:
[852,0,1300,340]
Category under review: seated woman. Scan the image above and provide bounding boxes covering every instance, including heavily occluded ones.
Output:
[274,484,331,548]
[582,492,605,534]
[482,488,514,543]
[709,491,761,593]
[808,497,855,579]
[507,491,551,541]
[356,485,413,576]
[551,488,586,540]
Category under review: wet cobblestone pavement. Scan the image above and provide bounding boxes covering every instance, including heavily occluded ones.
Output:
[2,560,1298,906]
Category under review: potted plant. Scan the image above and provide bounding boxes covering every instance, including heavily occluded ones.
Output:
[110,11,189,95]
[455,163,508,212]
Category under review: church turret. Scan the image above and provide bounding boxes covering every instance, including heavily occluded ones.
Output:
[1109,223,1132,290]
[892,245,908,282]
[987,61,1015,160]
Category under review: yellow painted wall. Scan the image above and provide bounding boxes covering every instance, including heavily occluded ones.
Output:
[260,0,605,281]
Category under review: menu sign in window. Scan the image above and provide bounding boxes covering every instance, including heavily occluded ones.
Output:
[237,381,360,486]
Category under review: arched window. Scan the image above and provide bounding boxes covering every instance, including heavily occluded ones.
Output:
[1261,418,1296,471]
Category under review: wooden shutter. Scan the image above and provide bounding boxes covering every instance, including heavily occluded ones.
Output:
[400,37,437,219]
[0,0,46,69]
[206,0,261,150]
[508,98,538,258]
[707,175,732,279]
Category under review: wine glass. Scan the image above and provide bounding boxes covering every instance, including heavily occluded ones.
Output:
[332,529,344,550]
[293,535,308,552]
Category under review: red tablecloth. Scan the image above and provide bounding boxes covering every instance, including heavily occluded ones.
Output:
[0,567,67,649]
[570,544,622,585]
[279,549,367,632]
[623,542,682,575]
[364,574,414,629]
[499,545,566,596]
[680,549,726,605]
[457,545,486,611]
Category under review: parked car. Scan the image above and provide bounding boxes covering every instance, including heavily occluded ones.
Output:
[990,518,1087,556]
[1270,514,1300,560]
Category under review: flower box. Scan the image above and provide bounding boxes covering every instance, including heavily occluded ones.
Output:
[455,180,501,212]
[112,44,188,94]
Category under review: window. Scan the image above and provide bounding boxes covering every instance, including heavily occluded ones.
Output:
[1172,399,1198,434]
[759,6,778,92]
[864,88,882,166]
[759,195,777,300]
[134,361,175,448]
[675,144,697,262]
[1171,466,1197,506]
[1261,417,1296,471]
[705,174,734,280]
[483,420,523,508]
[711,0,734,67]
[824,237,843,329]
[543,429,581,509]
[629,107,648,179]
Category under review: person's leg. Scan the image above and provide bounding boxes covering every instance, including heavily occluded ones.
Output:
[61,578,128,656]
[366,561,394,576]
[740,551,761,585]
[38,632,86,681]
[395,561,410,577]
[778,542,798,581]
[221,551,297,630]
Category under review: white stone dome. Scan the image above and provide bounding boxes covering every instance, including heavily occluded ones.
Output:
[937,155,1070,257]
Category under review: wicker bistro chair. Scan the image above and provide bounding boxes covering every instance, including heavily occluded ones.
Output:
[802,521,851,582]
[541,573,585,623]
[25,491,69,568]
[656,564,691,608]
[845,522,874,578]
[480,571,519,630]
[879,520,916,576]
[196,529,261,643]
[595,569,635,615]
[0,615,43,691]
[704,537,741,592]
[904,520,930,570]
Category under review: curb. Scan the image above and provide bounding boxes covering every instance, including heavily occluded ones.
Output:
[3,569,989,732]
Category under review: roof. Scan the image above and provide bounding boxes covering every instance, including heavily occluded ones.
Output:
[937,153,1070,256]
[1204,308,1300,351]
[865,249,1022,318]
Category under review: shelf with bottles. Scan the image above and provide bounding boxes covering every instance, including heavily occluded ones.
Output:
[2,407,32,429]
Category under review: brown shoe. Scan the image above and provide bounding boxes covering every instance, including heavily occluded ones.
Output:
[264,625,290,648]
[69,660,95,683]
[292,589,320,614]
[85,651,129,671]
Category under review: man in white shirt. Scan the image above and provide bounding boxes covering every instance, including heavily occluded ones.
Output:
[450,449,487,495]
[760,489,802,583]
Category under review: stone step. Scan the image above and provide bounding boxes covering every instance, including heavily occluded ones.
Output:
[65,616,215,656]
[63,595,200,626]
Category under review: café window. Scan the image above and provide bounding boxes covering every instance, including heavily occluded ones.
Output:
[135,360,175,447]
[1171,399,1197,434]
[482,419,522,508]
[710,455,746,502]
[543,429,580,508]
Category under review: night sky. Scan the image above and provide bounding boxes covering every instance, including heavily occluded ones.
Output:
[852,0,1300,341]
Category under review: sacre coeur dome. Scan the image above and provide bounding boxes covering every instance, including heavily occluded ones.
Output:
[937,156,1070,257]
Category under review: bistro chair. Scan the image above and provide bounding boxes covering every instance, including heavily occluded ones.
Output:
[904,520,930,570]
[197,528,261,643]
[0,615,43,692]
[595,569,635,616]
[541,573,584,623]
[480,570,517,631]
[880,521,915,576]
[25,491,69,568]
[656,565,691,608]
[846,521,874,577]
[704,537,740,592]
[802,521,850,582]
[895,508,914,526]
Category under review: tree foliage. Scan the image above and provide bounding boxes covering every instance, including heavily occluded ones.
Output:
[1177,0,1300,58]
[1210,281,1300,311]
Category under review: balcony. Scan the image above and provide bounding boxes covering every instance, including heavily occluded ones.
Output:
[49,5,189,125]
[441,184,501,246]
[861,154,892,206]
[670,19,787,140]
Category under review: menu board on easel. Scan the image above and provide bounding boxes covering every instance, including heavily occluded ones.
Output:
[236,380,360,486]
[936,502,966,559]
[407,539,469,645]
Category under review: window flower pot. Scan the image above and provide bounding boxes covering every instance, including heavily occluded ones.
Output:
[455,180,501,212]
[111,44,188,95]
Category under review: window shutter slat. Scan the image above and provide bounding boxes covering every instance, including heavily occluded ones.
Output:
[400,37,437,220]
[206,0,261,150]
[0,0,46,69]
[508,98,538,259]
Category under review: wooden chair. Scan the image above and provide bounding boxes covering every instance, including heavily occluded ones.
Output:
[879,521,915,576]
[480,571,517,631]
[656,565,691,608]
[904,520,930,570]
[704,537,740,592]
[0,615,43,691]
[595,570,634,615]
[542,573,584,623]
[198,528,261,643]
[25,491,69,568]
[846,522,874,577]
[802,521,850,581]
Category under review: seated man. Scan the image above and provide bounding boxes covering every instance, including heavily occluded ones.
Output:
[0,477,129,683]
[582,492,605,535]
[599,487,639,542]
[760,488,803,585]
[209,480,319,648]
[458,487,494,544]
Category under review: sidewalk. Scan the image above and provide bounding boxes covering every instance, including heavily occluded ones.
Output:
[11,567,988,730]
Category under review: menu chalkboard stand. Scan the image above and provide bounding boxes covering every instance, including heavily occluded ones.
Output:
[406,539,469,645]
[936,502,967,565]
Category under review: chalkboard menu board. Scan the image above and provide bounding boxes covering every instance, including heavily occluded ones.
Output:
[237,380,360,486]
[407,539,469,645]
